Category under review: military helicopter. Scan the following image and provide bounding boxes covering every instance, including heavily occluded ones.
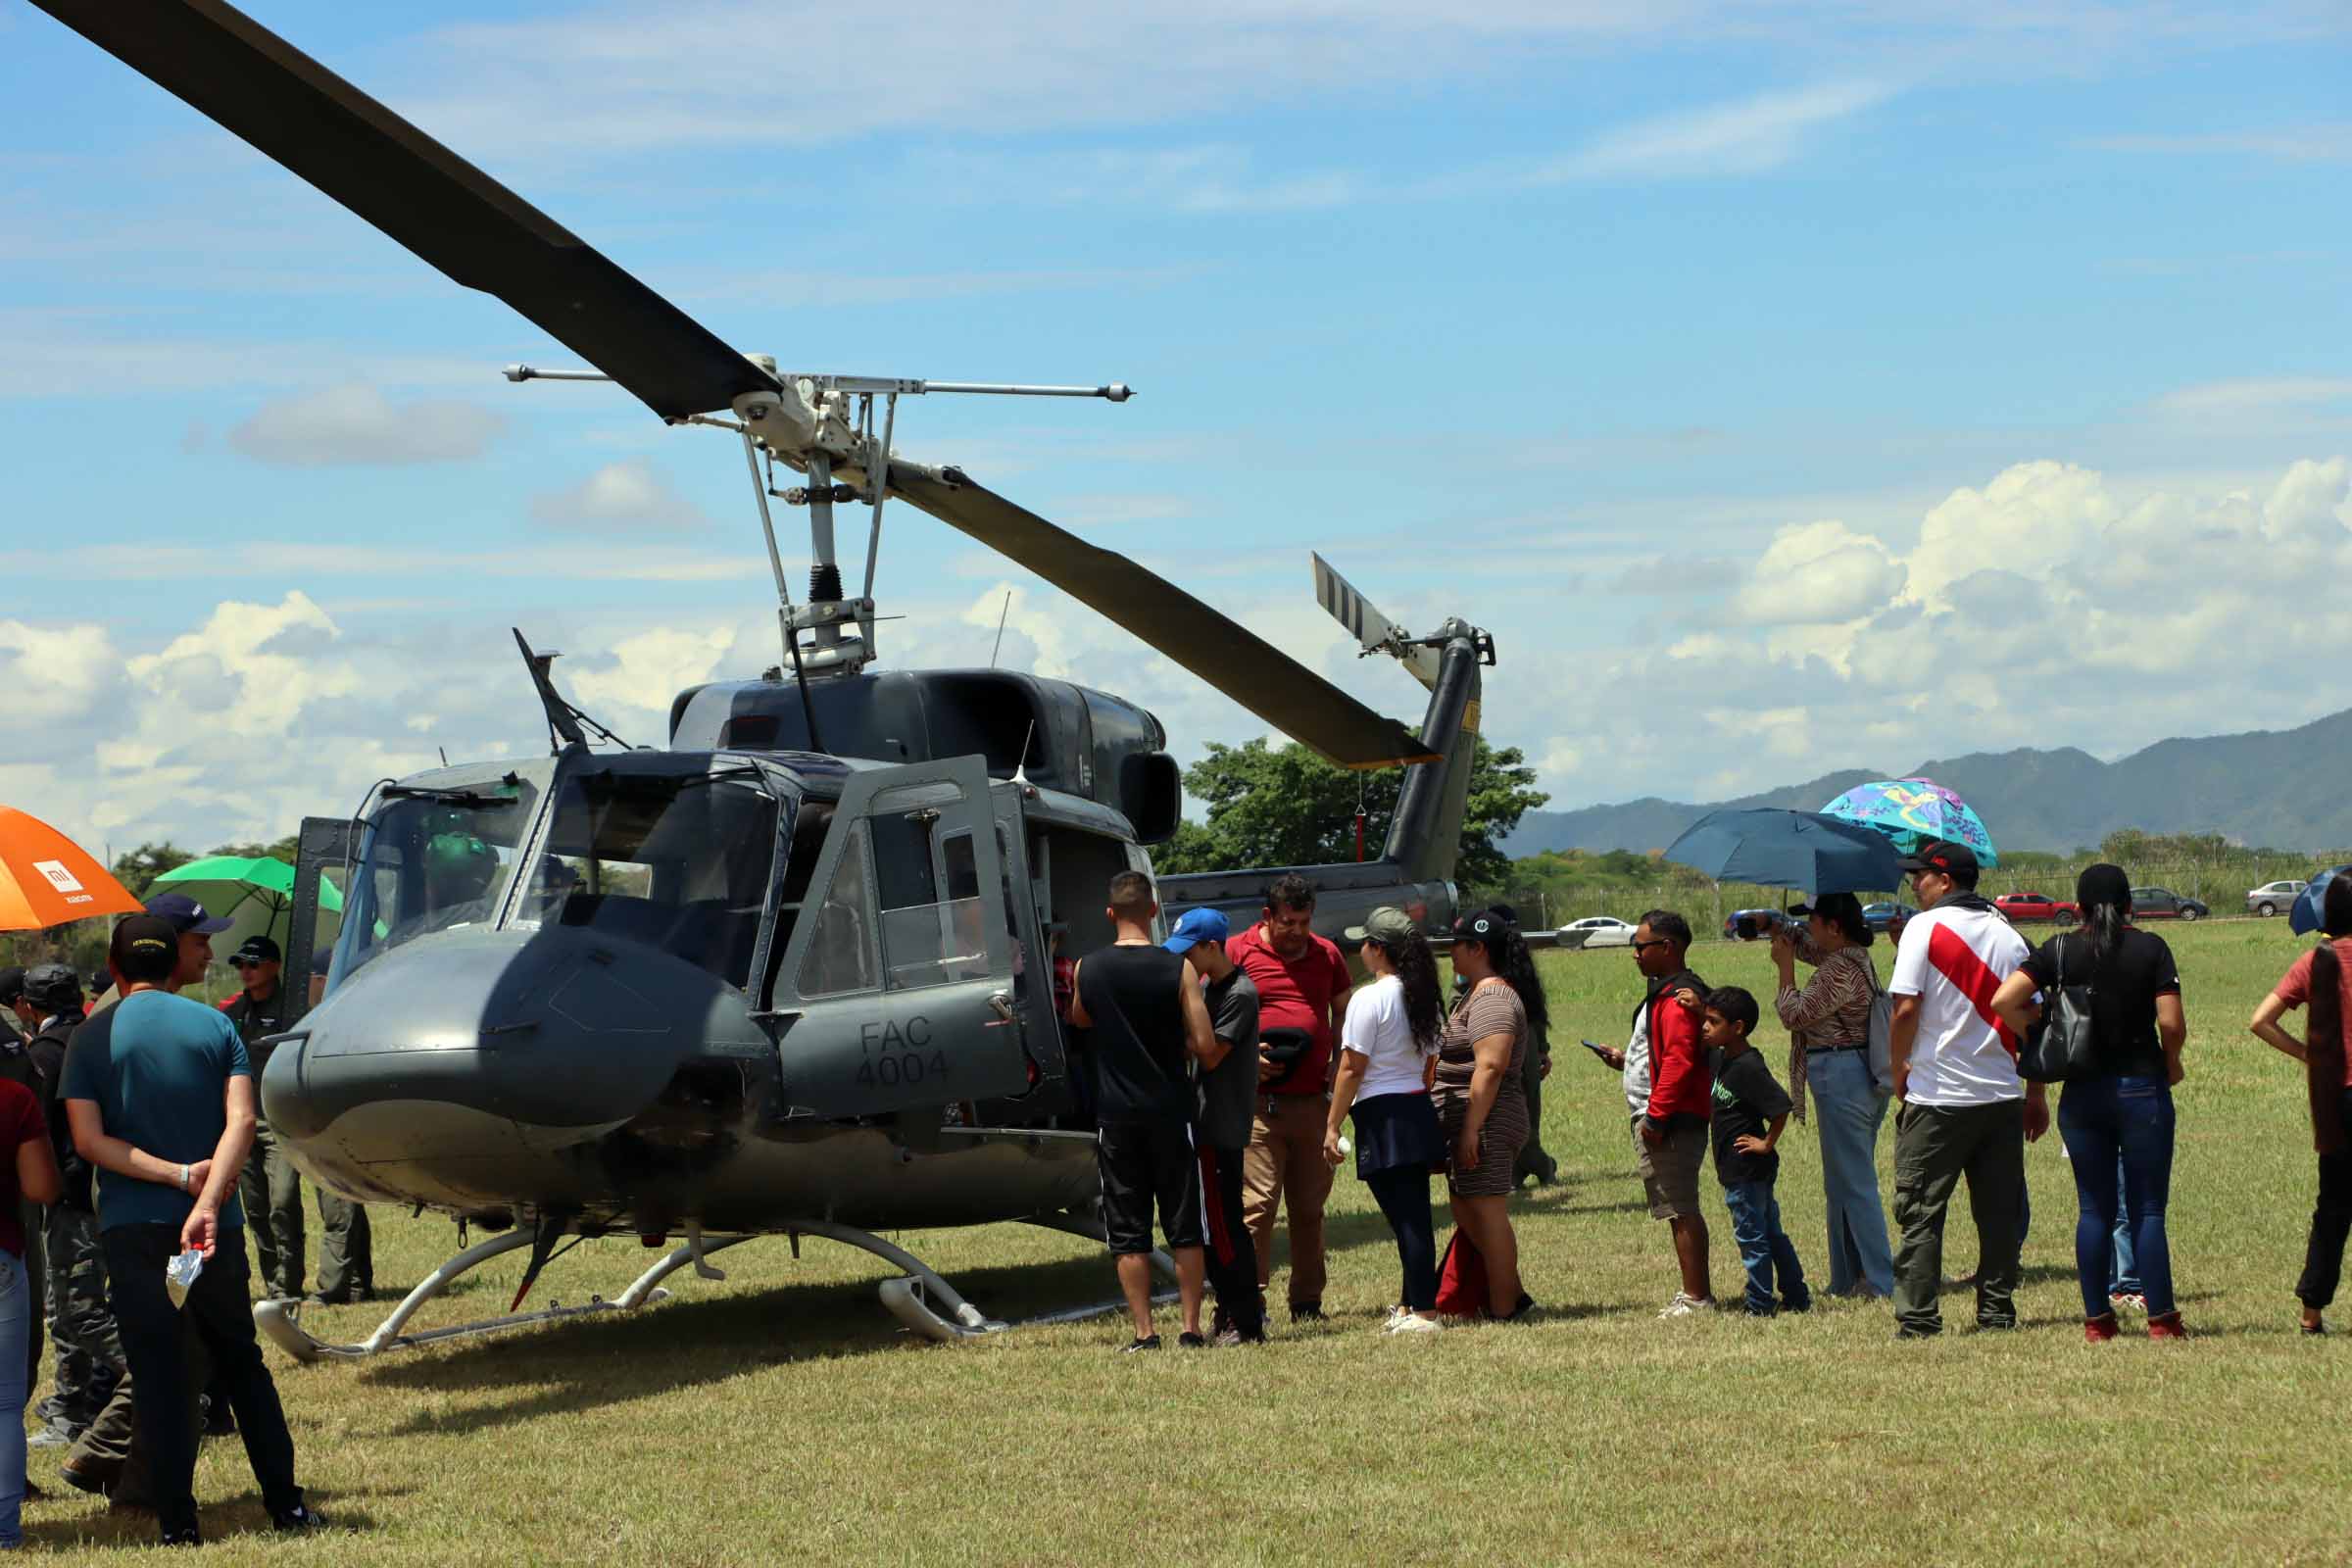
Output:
[29,0,1496,1355]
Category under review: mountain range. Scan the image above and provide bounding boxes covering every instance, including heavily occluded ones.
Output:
[1505,706,2352,858]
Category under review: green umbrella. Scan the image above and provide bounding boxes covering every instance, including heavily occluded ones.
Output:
[150,855,344,960]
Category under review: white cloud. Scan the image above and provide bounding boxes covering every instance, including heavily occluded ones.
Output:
[2089,124,2352,162]
[1730,519,1904,625]
[1522,454,2352,805]
[227,383,508,466]
[568,624,743,719]
[2155,377,2352,416]
[0,621,117,723]
[529,461,711,533]
[1536,79,1895,180]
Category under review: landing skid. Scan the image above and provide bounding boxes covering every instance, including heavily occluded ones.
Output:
[252,1212,1175,1359]
[254,1227,754,1363]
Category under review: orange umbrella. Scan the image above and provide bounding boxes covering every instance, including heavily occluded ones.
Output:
[0,807,143,932]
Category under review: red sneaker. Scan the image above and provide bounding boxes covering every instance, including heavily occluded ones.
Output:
[2084,1313,2122,1343]
[2147,1312,2188,1341]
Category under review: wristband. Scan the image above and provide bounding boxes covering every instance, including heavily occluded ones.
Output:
[178,1164,190,1193]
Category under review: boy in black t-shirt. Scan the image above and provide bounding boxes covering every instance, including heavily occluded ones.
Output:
[1700,987,1811,1317]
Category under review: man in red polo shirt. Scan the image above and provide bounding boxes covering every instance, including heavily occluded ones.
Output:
[1226,874,1352,1322]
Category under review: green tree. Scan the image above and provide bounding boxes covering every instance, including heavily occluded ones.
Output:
[111,842,196,900]
[1151,734,1547,897]
[209,834,302,863]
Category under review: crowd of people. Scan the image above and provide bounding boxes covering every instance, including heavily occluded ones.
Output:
[1067,846,2352,1354]
[0,892,368,1546]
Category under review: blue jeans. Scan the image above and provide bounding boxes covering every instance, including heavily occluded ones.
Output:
[1722,1178,1811,1315]
[2108,1152,2141,1296]
[1806,1051,1893,1296]
[0,1250,26,1547]
[2057,1076,2176,1319]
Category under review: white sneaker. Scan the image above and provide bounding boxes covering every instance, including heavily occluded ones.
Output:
[1658,1292,1712,1318]
[1384,1303,1407,1325]
[1388,1312,1445,1335]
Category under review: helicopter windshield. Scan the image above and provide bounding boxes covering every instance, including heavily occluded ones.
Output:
[336,772,544,978]
[519,763,783,991]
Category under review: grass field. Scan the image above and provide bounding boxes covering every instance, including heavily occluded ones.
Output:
[23,919,2352,1563]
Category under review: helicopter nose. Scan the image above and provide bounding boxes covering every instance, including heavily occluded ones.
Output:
[262,926,692,1166]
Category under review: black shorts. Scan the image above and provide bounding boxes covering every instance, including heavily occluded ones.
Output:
[1097,1121,1205,1255]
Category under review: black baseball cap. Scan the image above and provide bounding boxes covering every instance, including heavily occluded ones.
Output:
[109,913,179,973]
[0,967,23,1008]
[1896,840,1979,876]
[230,935,283,966]
[143,892,233,935]
[1451,908,1509,947]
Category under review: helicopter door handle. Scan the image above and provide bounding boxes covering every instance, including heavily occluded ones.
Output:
[985,992,1017,1027]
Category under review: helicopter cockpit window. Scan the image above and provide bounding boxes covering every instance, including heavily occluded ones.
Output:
[869,786,990,992]
[337,782,539,978]
[797,819,879,997]
[521,768,781,991]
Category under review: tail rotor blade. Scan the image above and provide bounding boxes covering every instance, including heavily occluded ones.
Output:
[28,0,774,421]
[889,466,1437,770]
[1311,553,1442,691]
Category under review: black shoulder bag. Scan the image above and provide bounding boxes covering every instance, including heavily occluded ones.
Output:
[2017,935,2099,1083]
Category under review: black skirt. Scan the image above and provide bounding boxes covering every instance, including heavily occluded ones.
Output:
[1350,1092,1446,1178]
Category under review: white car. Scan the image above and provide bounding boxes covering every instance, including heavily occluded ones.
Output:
[1558,915,1637,950]
[2248,880,2307,917]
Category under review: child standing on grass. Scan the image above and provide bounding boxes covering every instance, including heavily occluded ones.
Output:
[1700,987,1811,1317]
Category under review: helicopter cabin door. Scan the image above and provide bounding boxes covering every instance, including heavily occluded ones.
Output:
[767,756,1028,1116]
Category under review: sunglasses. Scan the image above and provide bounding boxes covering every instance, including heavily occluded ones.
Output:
[1629,938,1671,953]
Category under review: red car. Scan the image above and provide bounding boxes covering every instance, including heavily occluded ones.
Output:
[1993,892,2079,926]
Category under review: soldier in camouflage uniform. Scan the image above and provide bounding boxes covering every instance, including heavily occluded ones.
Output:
[220,938,306,1299]
[18,964,123,1452]
[221,938,372,1303]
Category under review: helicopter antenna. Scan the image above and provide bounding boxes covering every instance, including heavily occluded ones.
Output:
[989,591,1012,668]
[512,630,634,754]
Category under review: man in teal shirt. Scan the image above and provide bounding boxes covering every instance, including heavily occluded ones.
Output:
[60,914,319,1546]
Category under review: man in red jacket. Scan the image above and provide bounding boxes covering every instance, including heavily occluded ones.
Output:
[1597,910,1715,1315]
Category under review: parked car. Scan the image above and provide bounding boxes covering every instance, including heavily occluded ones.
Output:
[2130,886,2209,921]
[1723,908,1787,941]
[1861,901,1918,935]
[2248,880,2307,917]
[1557,915,1637,951]
[1994,892,2079,925]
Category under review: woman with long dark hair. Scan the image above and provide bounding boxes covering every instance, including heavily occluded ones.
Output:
[1322,907,1446,1333]
[1436,907,1540,1318]
[1992,863,2187,1341]
[2251,871,2352,1334]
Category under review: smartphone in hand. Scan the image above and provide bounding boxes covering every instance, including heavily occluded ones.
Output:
[1581,1040,1616,1063]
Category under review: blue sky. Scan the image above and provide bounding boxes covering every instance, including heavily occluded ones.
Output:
[3,1,2349,855]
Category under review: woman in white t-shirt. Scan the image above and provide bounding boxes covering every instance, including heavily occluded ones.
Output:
[1322,906,1446,1333]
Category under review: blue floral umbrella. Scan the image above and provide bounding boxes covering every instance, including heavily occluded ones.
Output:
[1820,777,1999,868]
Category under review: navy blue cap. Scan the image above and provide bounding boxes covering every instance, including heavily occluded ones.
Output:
[144,892,233,935]
[1163,907,1230,954]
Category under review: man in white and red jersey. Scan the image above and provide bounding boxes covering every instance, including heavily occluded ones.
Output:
[1886,840,2049,1338]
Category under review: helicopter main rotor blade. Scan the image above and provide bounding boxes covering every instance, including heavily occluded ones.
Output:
[27,0,775,421]
[889,466,1440,770]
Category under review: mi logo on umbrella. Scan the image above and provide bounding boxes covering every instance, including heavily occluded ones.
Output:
[33,860,89,901]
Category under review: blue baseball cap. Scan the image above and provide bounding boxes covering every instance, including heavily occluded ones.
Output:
[144,892,233,935]
[1163,907,1230,954]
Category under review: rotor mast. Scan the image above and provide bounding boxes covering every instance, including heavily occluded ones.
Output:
[509,362,1131,680]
